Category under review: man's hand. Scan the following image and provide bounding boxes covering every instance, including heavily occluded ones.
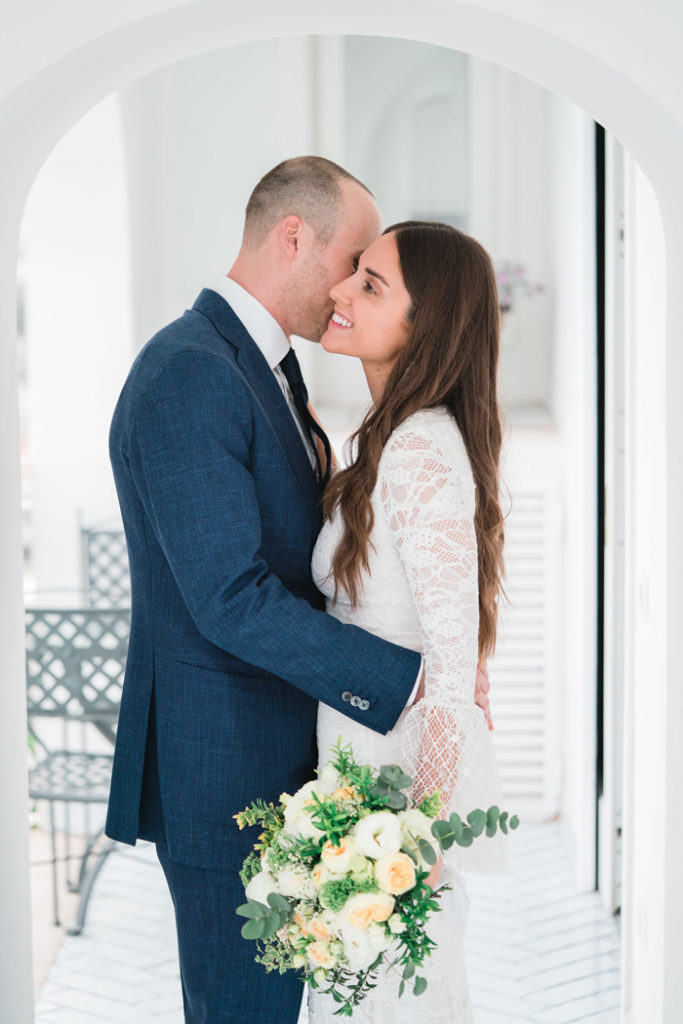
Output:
[475,661,494,731]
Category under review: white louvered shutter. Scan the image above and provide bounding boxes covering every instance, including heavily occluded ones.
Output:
[489,446,563,821]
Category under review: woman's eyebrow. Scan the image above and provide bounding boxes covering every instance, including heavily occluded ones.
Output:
[365,267,390,287]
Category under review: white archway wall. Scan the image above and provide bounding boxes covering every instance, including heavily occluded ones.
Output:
[1,4,682,1023]
[21,93,134,596]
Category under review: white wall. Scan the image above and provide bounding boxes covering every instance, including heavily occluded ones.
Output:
[550,97,598,886]
[120,37,314,344]
[21,94,133,597]
[622,159,668,1020]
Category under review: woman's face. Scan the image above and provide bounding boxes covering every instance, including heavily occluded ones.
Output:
[321,233,412,390]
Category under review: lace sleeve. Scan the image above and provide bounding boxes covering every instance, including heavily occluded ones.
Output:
[379,424,483,814]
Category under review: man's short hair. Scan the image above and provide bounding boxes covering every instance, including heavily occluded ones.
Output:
[243,156,372,247]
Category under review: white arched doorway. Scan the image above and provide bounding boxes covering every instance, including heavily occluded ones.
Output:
[2,5,681,1023]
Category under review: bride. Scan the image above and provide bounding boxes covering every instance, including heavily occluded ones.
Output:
[308,221,506,1023]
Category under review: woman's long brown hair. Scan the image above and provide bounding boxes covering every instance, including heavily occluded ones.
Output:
[322,221,506,660]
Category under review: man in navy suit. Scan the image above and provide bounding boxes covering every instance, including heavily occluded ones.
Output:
[105,157,487,1023]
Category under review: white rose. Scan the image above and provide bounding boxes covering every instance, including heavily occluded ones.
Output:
[398,808,440,865]
[339,923,376,972]
[276,868,315,900]
[320,836,357,875]
[282,781,325,839]
[245,869,278,904]
[367,922,392,954]
[317,764,341,794]
[388,912,407,935]
[353,811,402,859]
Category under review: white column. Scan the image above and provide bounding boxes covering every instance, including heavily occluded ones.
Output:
[0,202,35,1022]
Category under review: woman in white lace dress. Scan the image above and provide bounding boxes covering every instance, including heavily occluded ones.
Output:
[308,221,507,1024]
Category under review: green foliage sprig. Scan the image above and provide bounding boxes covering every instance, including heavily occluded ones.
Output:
[236,892,293,941]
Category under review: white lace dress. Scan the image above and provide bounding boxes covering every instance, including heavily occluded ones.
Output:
[308,408,504,1024]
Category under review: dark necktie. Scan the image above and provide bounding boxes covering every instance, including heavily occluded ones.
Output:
[279,348,331,491]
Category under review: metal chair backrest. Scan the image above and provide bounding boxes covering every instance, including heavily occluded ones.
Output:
[81,528,131,608]
[26,608,130,744]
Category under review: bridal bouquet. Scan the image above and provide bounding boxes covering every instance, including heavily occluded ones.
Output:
[235,741,518,1016]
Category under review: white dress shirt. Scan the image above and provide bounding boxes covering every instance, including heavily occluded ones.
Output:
[209,274,422,707]
[210,274,317,468]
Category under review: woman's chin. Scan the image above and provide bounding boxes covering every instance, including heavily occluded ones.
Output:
[321,327,355,357]
[321,330,341,354]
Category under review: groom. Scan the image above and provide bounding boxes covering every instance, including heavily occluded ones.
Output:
[105,157,490,1024]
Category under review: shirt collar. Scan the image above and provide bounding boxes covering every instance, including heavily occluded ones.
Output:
[210,274,290,370]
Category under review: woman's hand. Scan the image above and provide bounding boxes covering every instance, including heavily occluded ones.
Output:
[475,660,494,731]
[425,856,444,890]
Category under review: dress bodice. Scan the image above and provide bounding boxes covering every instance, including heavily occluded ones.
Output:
[313,408,504,873]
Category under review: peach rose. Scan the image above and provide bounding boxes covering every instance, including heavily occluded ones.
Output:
[321,835,356,874]
[304,917,332,942]
[374,852,417,896]
[332,785,356,801]
[344,891,395,930]
[306,941,337,969]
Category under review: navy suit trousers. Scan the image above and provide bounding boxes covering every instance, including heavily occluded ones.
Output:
[156,843,304,1024]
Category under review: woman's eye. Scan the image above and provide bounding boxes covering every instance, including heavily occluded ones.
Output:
[362,279,376,295]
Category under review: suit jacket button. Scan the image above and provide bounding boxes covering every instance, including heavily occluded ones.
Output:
[359,700,370,711]
[341,691,353,702]
[350,695,361,708]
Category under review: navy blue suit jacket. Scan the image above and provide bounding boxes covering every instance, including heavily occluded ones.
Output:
[105,289,421,869]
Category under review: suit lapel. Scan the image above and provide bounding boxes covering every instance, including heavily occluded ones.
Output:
[192,290,321,509]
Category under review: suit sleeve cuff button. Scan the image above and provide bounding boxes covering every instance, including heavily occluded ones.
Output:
[341,691,353,702]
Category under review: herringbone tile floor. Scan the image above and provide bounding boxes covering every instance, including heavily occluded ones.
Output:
[34,821,621,1023]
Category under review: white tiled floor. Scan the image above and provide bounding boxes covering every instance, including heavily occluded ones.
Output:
[35,822,621,1023]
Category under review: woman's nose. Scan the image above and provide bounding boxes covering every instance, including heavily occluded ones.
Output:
[330,275,353,305]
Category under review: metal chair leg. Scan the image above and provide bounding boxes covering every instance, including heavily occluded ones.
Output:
[66,839,117,936]
[48,801,60,927]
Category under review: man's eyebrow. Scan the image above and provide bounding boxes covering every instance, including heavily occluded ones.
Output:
[365,267,390,287]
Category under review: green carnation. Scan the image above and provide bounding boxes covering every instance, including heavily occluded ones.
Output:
[318,876,379,913]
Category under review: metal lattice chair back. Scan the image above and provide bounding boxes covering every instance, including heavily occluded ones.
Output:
[81,527,131,608]
[26,608,130,740]
[26,606,130,933]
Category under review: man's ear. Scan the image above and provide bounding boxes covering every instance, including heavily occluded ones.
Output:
[278,215,304,260]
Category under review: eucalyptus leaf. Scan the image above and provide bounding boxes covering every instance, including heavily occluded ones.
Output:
[417,837,438,865]
[398,980,406,998]
[486,805,500,823]
[263,910,284,937]
[267,893,291,913]
[236,900,268,919]
[414,976,428,996]
[510,815,520,830]
[379,765,413,789]
[241,917,266,940]
[403,961,416,980]
[499,811,509,835]
[467,809,486,837]
[455,826,474,848]
[384,790,407,811]
[431,820,453,848]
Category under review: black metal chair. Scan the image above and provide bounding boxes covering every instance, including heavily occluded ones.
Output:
[26,606,130,934]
